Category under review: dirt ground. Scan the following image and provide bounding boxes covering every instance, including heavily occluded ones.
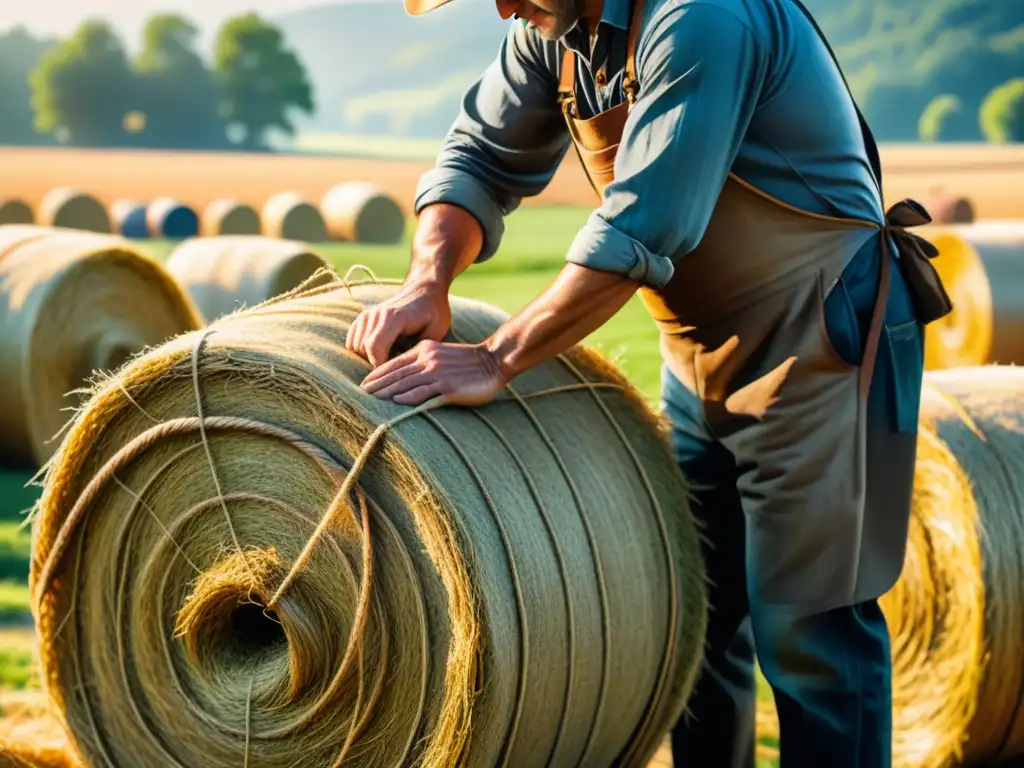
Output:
[0,145,1022,221]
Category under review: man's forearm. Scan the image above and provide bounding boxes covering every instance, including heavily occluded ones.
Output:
[406,203,485,288]
[484,263,640,381]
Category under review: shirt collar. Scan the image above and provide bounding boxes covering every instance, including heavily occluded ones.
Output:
[562,0,630,62]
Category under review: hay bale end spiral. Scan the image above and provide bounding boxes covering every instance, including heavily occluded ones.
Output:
[111,198,149,239]
[0,225,202,468]
[38,188,110,233]
[920,222,1024,369]
[321,182,406,244]
[147,197,199,239]
[201,199,262,237]
[0,198,34,225]
[261,192,328,243]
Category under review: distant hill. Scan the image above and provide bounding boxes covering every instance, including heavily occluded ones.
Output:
[275,0,1024,142]
[276,0,509,138]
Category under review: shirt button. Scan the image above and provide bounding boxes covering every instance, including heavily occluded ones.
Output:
[596,70,607,86]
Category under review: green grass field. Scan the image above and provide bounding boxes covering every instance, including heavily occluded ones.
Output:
[285,131,444,161]
[0,205,781,764]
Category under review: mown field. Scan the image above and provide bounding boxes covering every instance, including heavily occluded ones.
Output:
[0,204,780,767]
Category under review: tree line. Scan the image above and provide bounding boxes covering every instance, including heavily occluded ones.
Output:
[0,14,314,151]
[917,84,1024,143]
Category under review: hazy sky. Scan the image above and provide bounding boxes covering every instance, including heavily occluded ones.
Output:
[1,0,382,49]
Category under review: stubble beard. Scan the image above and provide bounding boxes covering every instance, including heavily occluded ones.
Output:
[534,0,585,40]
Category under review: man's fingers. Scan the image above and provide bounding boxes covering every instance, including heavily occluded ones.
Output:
[347,309,382,360]
[365,314,407,368]
[361,347,421,387]
[367,370,441,400]
[361,359,425,394]
[392,382,449,406]
[345,312,366,352]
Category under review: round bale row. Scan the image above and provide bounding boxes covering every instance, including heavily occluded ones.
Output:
[1,182,407,244]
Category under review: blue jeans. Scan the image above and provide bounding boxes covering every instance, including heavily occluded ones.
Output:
[666,238,922,767]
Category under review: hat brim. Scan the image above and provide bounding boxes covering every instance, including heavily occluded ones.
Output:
[405,0,455,15]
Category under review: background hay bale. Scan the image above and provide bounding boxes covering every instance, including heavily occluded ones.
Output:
[0,199,34,225]
[261,192,327,242]
[110,198,149,239]
[920,222,1024,370]
[0,225,203,469]
[921,194,975,224]
[201,199,262,237]
[164,235,334,322]
[147,197,199,239]
[37,188,110,233]
[321,182,406,244]
[29,278,707,768]
[879,365,1024,768]
[0,688,78,768]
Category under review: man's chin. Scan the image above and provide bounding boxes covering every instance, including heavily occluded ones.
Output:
[531,16,574,40]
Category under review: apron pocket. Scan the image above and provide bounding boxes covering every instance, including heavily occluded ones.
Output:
[821,274,862,367]
[885,320,924,434]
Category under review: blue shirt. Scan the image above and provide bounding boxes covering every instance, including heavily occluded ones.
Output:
[413,0,886,290]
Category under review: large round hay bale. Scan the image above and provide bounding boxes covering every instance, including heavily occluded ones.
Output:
[0,226,203,468]
[147,197,199,239]
[920,222,1024,370]
[0,198,34,225]
[29,278,707,768]
[165,235,334,322]
[879,365,1024,767]
[261,192,328,242]
[201,198,262,236]
[321,182,406,243]
[38,188,110,233]
[111,198,149,239]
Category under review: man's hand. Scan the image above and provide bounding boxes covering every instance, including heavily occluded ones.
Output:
[360,339,506,406]
[345,281,452,368]
[345,202,484,367]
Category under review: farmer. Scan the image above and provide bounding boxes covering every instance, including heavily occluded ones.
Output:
[346,0,953,764]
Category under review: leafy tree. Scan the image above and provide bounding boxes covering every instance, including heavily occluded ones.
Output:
[979,78,1024,142]
[29,20,139,146]
[212,13,315,150]
[0,26,58,145]
[918,94,978,141]
[134,14,227,149]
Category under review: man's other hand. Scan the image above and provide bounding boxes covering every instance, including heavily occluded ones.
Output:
[359,339,507,407]
[345,281,452,368]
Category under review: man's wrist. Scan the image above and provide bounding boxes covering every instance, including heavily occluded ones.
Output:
[483,327,525,383]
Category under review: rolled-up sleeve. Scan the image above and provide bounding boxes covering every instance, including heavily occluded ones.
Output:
[415,23,570,262]
[565,2,767,289]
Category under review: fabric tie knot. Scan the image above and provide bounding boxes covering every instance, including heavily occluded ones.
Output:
[881,198,953,324]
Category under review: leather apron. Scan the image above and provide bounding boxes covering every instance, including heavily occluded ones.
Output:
[557,0,953,613]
